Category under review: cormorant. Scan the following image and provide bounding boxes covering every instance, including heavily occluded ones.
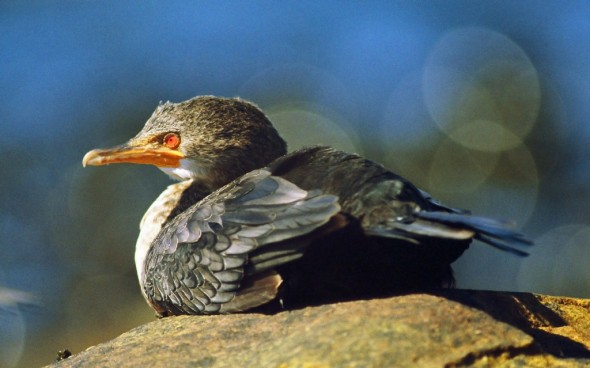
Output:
[83,96,531,316]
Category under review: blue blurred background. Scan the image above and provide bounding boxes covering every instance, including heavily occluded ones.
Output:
[2,1,590,366]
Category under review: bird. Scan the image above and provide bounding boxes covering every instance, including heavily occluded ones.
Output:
[82,95,531,317]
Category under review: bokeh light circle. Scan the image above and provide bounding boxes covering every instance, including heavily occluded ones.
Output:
[423,27,541,152]
[428,141,539,231]
[428,138,499,194]
[267,105,362,154]
[237,63,362,155]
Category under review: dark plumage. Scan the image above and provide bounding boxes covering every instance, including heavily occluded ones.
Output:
[83,95,531,316]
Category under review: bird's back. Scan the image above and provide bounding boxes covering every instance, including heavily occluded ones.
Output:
[267,146,432,224]
[255,146,471,308]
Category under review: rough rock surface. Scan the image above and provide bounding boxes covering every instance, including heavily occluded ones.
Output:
[49,290,590,367]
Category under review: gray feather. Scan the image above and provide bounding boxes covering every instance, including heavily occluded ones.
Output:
[143,169,341,315]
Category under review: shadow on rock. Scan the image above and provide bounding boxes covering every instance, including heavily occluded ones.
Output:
[433,289,590,359]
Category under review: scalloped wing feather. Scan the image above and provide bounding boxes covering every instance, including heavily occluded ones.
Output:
[143,169,340,315]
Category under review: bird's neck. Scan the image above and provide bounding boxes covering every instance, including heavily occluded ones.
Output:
[135,179,195,294]
[158,157,247,192]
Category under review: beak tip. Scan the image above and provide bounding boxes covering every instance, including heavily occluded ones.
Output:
[82,150,99,167]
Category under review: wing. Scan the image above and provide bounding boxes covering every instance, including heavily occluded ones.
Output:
[142,169,341,315]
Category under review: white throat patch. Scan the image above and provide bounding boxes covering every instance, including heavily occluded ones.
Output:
[160,159,207,181]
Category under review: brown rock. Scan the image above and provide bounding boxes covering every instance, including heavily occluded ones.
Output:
[48,290,590,367]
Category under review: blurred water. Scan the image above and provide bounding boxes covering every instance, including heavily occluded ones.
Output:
[1,1,590,366]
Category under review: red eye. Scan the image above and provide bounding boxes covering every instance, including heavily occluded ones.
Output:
[163,133,180,149]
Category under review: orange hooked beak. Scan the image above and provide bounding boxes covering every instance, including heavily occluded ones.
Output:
[82,142,185,168]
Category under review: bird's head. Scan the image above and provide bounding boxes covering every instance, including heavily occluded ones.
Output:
[83,96,287,189]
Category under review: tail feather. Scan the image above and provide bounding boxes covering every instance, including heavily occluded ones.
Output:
[475,234,530,256]
[416,211,532,256]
